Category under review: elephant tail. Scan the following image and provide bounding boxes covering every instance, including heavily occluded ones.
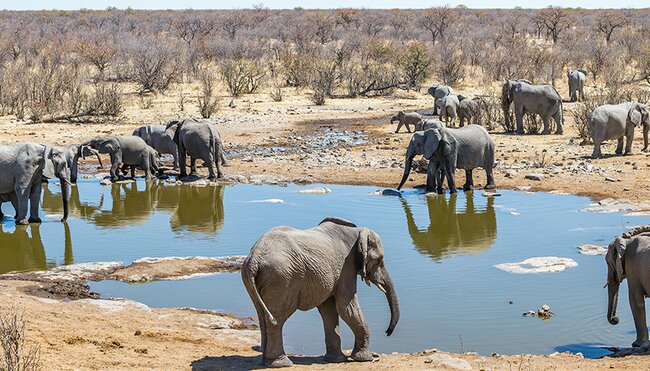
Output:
[242,260,278,326]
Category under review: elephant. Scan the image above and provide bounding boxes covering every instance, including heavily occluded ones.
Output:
[415,119,444,132]
[435,95,459,127]
[605,225,650,348]
[61,144,102,184]
[165,119,227,180]
[0,143,70,225]
[588,102,650,158]
[120,145,160,179]
[458,97,484,127]
[502,79,563,135]
[390,111,422,133]
[397,126,496,194]
[89,182,154,228]
[427,85,453,115]
[400,193,496,260]
[133,124,179,169]
[81,135,156,182]
[241,217,399,368]
[568,69,587,102]
[41,183,103,221]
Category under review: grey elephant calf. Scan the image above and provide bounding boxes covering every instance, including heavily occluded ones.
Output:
[133,124,179,169]
[391,111,422,133]
[165,119,227,180]
[427,84,454,115]
[436,95,459,127]
[458,97,484,127]
[82,135,156,181]
[568,69,587,102]
[0,143,70,224]
[588,102,650,158]
[120,145,160,179]
[397,126,496,193]
[606,225,650,348]
[62,144,102,183]
[242,217,399,368]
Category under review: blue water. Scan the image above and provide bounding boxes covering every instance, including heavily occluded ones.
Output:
[1,179,647,358]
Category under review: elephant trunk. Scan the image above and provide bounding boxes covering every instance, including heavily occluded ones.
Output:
[381,268,400,336]
[60,177,70,222]
[607,278,620,325]
[397,154,414,190]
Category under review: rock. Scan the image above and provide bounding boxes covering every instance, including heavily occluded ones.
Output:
[99,179,112,186]
[525,173,544,181]
[495,257,578,274]
[482,191,501,197]
[605,177,620,182]
[577,244,607,255]
[381,189,402,196]
[516,186,531,191]
[250,199,285,203]
[292,177,313,185]
[297,187,331,194]
[423,354,471,370]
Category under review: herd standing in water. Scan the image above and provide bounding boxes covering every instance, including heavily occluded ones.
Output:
[1,70,650,367]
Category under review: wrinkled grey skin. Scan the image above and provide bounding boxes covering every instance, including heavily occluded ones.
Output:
[415,119,444,132]
[427,85,454,115]
[120,145,160,179]
[82,135,155,182]
[436,95,460,127]
[165,119,227,180]
[502,79,563,135]
[568,69,587,102]
[588,102,650,158]
[133,124,179,169]
[397,126,496,194]
[62,144,102,184]
[605,230,650,348]
[390,111,422,133]
[458,97,484,127]
[0,143,70,225]
[242,217,399,368]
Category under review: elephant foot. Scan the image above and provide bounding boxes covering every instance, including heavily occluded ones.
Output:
[632,339,650,348]
[265,355,293,368]
[555,130,563,135]
[516,130,524,135]
[222,162,231,167]
[324,352,348,363]
[351,350,373,362]
[541,130,551,135]
[16,219,29,226]
[449,188,457,194]
[28,217,42,224]
[484,183,497,190]
[624,151,634,155]
[462,184,473,191]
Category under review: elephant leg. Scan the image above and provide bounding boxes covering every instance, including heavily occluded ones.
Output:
[459,116,465,127]
[463,169,473,191]
[426,161,437,193]
[206,156,217,180]
[615,137,624,155]
[592,140,603,158]
[515,105,524,135]
[337,295,372,362]
[541,116,551,135]
[395,121,403,134]
[554,112,563,135]
[264,319,293,368]
[14,186,30,225]
[444,162,456,194]
[629,286,649,347]
[624,128,635,155]
[484,167,496,189]
[436,166,445,195]
[28,181,42,223]
[178,144,188,178]
[109,153,121,181]
[318,297,346,363]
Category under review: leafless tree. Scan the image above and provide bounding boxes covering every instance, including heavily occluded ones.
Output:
[595,10,630,44]
[419,6,457,46]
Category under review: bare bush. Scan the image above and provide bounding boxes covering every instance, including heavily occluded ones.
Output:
[129,40,181,94]
[308,59,337,105]
[0,310,40,371]
[269,82,284,102]
[400,42,432,89]
[197,71,220,118]
[572,99,602,140]
[438,40,466,86]
[220,59,265,97]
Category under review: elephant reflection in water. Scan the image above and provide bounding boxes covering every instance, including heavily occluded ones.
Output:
[400,193,497,260]
[41,184,104,220]
[0,223,73,274]
[170,185,225,234]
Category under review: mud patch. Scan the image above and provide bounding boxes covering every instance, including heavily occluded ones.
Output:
[109,256,244,283]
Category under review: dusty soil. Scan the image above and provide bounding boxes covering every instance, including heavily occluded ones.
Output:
[2,81,650,369]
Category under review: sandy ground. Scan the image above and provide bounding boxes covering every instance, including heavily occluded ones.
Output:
[2,82,650,369]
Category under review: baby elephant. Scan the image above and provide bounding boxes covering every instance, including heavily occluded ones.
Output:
[242,217,400,368]
[391,111,422,133]
[133,124,178,169]
[82,135,156,181]
[606,225,650,348]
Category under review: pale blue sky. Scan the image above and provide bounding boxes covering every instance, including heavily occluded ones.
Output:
[1,0,645,10]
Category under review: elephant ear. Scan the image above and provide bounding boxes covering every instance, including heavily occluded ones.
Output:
[423,129,442,160]
[42,145,56,179]
[610,237,627,283]
[628,105,643,128]
[356,228,382,282]
[578,69,587,76]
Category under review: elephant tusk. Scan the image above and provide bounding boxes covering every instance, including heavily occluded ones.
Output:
[375,283,387,294]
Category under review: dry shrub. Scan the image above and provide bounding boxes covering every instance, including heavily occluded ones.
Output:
[438,40,466,86]
[220,59,265,97]
[269,82,284,102]
[0,310,40,371]
[197,70,220,118]
[524,113,543,134]
[308,59,337,105]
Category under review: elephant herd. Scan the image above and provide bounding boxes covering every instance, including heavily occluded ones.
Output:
[0,118,227,227]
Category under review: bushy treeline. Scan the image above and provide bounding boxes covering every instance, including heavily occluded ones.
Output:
[0,6,649,121]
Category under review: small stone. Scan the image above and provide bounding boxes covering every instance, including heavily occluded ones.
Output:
[99,179,112,186]
[525,173,544,181]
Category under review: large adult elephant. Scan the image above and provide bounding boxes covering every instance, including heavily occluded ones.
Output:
[242,217,399,368]
[588,102,650,158]
[427,85,454,115]
[605,226,650,348]
[567,69,587,102]
[81,135,156,181]
[400,193,496,260]
[165,119,227,180]
[502,79,563,135]
[133,124,179,169]
[397,126,496,194]
[0,143,70,225]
